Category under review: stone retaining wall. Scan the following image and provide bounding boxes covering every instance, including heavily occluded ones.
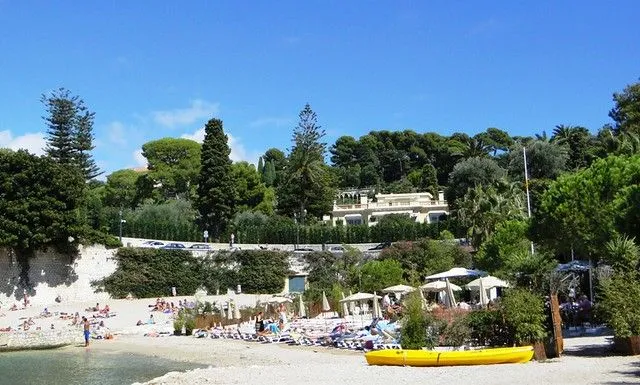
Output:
[0,328,80,351]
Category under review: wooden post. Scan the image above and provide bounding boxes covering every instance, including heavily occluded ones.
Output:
[549,293,564,357]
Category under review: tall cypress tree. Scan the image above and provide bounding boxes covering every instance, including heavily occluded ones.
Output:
[257,156,264,175]
[42,88,101,180]
[195,118,236,240]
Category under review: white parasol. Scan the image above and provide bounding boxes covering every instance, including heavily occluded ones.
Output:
[381,284,416,294]
[445,279,458,308]
[425,267,486,280]
[321,291,331,312]
[421,280,462,292]
[372,291,382,318]
[341,292,349,316]
[466,275,510,290]
[478,276,489,307]
[298,294,306,318]
[339,292,381,303]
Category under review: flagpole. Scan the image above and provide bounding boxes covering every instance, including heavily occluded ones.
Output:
[523,147,535,255]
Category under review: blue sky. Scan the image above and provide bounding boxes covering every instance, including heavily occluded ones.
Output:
[1,1,639,177]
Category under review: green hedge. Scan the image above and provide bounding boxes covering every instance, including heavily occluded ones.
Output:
[106,210,461,244]
[94,248,289,298]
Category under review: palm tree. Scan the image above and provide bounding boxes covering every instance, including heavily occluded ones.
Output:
[456,182,526,248]
[551,125,573,146]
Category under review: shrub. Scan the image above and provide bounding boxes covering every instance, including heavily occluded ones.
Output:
[184,315,196,336]
[94,248,202,298]
[234,250,289,293]
[441,316,472,347]
[597,271,640,338]
[173,318,184,335]
[466,309,511,347]
[401,291,428,349]
[81,228,122,249]
[501,289,547,345]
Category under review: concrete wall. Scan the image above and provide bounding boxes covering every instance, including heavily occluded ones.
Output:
[0,239,385,306]
[0,245,117,307]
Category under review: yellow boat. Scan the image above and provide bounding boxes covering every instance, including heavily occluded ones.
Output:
[365,346,534,367]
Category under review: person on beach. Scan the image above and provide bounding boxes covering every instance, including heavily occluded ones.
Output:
[278,303,287,331]
[255,311,265,334]
[82,317,91,347]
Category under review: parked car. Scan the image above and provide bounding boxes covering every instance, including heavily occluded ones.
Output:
[189,243,211,250]
[368,242,392,251]
[328,246,345,253]
[140,241,165,248]
[162,243,186,249]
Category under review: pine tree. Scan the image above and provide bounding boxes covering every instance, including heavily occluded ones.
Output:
[43,88,78,165]
[195,118,236,240]
[277,103,334,219]
[42,88,101,180]
[75,108,102,180]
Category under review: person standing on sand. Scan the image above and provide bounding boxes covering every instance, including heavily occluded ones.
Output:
[82,317,91,347]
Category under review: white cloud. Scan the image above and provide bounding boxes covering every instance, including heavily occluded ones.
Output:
[181,127,206,143]
[228,133,250,163]
[133,149,147,168]
[249,116,292,128]
[106,121,127,146]
[181,128,259,165]
[152,100,220,128]
[0,130,46,155]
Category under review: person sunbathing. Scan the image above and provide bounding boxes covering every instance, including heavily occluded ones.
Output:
[9,303,18,311]
[99,305,110,314]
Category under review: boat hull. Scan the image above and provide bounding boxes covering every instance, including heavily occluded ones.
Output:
[365,346,534,367]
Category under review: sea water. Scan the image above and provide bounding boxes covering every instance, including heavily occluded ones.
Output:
[0,348,203,385]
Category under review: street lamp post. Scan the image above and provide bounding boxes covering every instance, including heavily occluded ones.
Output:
[119,209,126,243]
[294,213,299,250]
[523,147,535,255]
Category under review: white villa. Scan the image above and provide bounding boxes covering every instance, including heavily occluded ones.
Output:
[330,191,449,226]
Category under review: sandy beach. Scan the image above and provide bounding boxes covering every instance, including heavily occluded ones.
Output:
[2,298,639,385]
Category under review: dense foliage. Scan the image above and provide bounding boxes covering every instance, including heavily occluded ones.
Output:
[98,248,202,298]
[96,248,290,298]
[531,154,640,259]
[0,150,85,288]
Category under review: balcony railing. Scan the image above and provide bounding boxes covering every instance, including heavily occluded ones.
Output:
[334,201,448,210]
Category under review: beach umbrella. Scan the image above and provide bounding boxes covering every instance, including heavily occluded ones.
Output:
[268,296,293,304]
[348,290,356,314]
[339,292,381,303]
[418,287,427,309]
[233,303,241,320]
[466,276,510,290]
[425,267,486,280]
[321,291,331,312]
[381,284,416,294]
[298,294,306,318]
[227,302,233,320]
[421,280,462,292]
[219,302,226,319]
[341,292,349,317]
[445,279,458,308]
[478,276,489,307]
[372,291,382,319]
